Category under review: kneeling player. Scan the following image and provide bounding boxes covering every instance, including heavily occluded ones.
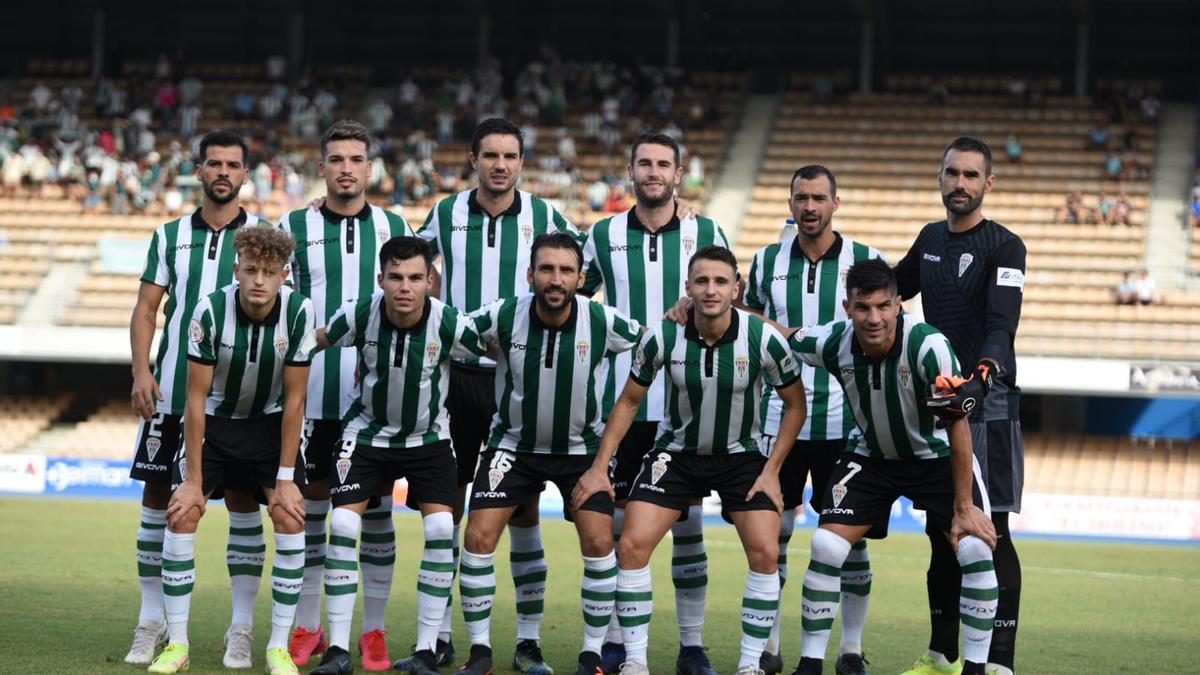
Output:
[786,260,998,675]
[306,236,489,675]
[573,246,808,675]
[455,233,643,675]
[152,226,315,675]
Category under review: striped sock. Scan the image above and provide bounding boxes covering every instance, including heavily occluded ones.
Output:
[616,565,653,665]
[360,497,395,634]
[508,524,547,641]
[765,509,795,654]
[671,505,707,647]
[325,508,361,651]
[439,522,460,642]
[956,536,999,667]
[228,510,266,627]
[801,529,851,660]
[581,552,618,654]
[162,530,196,646]
[839,539,872,655]
[605,507,625,645]
[417,512,455,652]
[295,498,329,631]
[459,549,496,647]
[269,532,306,649]
[136,506,167,624]
[740,570,781,668]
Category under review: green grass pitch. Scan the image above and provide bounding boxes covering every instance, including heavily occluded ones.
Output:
[1,497,1197,674]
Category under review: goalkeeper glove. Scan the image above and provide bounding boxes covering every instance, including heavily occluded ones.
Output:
[923,357,1000,420]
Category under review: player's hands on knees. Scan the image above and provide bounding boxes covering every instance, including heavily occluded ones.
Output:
[663,296,692,324]
[571,465,614,513]
[130,372,163,421]
[269,480,306,530]
[167,480,206,529]
[747,471,784,514]
[951,504,997,551]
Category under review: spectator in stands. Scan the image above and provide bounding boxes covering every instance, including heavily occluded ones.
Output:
[586,179,610,211]
[1135,269,1157,305]
[365,98,393,134]
[1115,272,1137,304]
[1055,192,1093,224]
[556,127,576,162]
[1110,192,1135,226]
[1105,152,1122,179]
[1090,122,1111,149]
[179,103,200,138]
[1097,191,1116,224]
[1191,179,1200,229]
[927,78,949,103]
[1004,135,1023,164]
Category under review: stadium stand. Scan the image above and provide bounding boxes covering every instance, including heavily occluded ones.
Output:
[1024,432,1200,500]
[0,394,71,453]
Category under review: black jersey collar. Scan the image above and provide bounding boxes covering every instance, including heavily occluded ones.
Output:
[850,313,905,362]
[379,296,432,335]
[528,294,580,333]
[790,231,844,262]
[193,207,248,232]
[234,287,283,325]
[627,205,681,234]
[683,307,739,347]
[320,201,372,222]
[467,188,523,218]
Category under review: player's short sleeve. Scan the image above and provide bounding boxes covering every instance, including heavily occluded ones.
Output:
[761,324,801,388]
[744,248,767,311]
[603,305,642,355]
[324,298,363,348]
[385,210,415,237]
[186,297,217,365]
[444,306,489,360]
[549,202,585,242]
[788,322,836,369]
[581,230,603,295]
[713,223,731,249]
[468,298,506,346]
[415,200,442,257]
[286,298,317,365]
[629,327,665,387]
[274,215,298,287]
[140,229,170,287]
[915,328,961,393]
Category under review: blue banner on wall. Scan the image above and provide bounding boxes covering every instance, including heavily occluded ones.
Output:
[43,457,145,498]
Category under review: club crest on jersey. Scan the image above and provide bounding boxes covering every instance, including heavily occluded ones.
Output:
[831,483,847,508]
[427,341,440,363]
[521,222,533,243]
[958,253,974,277]
[650,452,671,485]
[577,340,589,362]
[188,318,204,344]
[899,364,910,387]
[145,437,162,462]
[178,456,187,478]
[275,336,288,357]
[736,355,749,378]
[840,268,849,288]
[376,226,390,243]
[336,458,352,484]
[682,234,695,256]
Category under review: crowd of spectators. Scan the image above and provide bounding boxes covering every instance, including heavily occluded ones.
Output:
[1115,269,1157,305]
[1055,191,1135,226]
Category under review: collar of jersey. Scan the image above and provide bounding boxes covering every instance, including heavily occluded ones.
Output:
[850,313,905,362]
[683,307,739,347]
[234,286,283,325]
[320,202,372,223]
[467,188,523,217]
[528,294,579,333]
[192,207,248,232]
[379,295,433,335]
[627,205,681,234]
[790,230,843,262]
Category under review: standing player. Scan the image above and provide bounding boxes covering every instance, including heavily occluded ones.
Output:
[743,165,883,675]
[580,133,730,675]
[410,117,583,674]
[126,130,275,667]
[573,246,807,675]
[894,137,1026,675]
[454,232,642,675]
[786,259,999,675]
[149,226,315,675]
[279,120,414,671]
[304,237,488,675]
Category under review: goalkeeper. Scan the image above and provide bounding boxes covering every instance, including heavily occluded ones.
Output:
[893,136,1026,675]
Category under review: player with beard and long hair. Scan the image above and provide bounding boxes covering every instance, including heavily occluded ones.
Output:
[126,130,277,669]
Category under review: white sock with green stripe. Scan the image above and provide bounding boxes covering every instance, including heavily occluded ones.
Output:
[671,505,707,647]
[228,510,266,627]
[438,522,460,642]
[839,539,871,655]
[956,535,998,666]
[765,508,795,654]
[162,530,196,646]
[605,507,625,645]
[740,570,781,668]
[136,506,167,624]
[581,552,618,654]
[616,565,652,665]
[296,498,329,631]
[459,548,496,647]
[269,532,306,649]
[508,523,547,641]
[417,512,455,652]
[800,528,852,660]
[325,508,361,651]
[360,497,395,634]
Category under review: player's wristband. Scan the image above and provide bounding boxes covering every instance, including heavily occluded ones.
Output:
[276,466,295,482]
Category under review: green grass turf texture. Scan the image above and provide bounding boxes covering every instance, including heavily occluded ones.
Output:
[1,497,1197,674]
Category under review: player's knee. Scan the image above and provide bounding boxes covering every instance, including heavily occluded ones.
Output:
[422,510,454,543]
[270,509,303,535]
[810,528,852,566]
[746,539,779,573]
[955,535,992,567]
[169,509,203,534]
[578,526,613,558]
[464,523,500,555]
[617,535,651,569]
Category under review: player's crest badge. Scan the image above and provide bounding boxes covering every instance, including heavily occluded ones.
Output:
[682,234,695,256]
[840,268,849,288]
[178,456,187,478]
[577,340,589,362]
[634,348,646,371]
[735,355,749,378]
[488,467,506,491]
[898,364,910,387]
[336,458,352,484]
[188,318,204,344]
[650,452,671,485]
[831,483,847,508]
[958,253,974,278]
[275,336,288,357]
[521,222,533,243]
[376,226,390,243]
[427,341,440,363]
[145,437,161,462]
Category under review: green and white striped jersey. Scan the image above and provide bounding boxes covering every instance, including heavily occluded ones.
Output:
[470,294,642,455]
[416,189,582,365]
[324,294,488,449]
[789,316,960,460]
[745,233,884,441]
[278,204,413,420]
[631,309,800,455]
[187,285,315,419]
[141,208,268,415]
[581,208,730,422]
